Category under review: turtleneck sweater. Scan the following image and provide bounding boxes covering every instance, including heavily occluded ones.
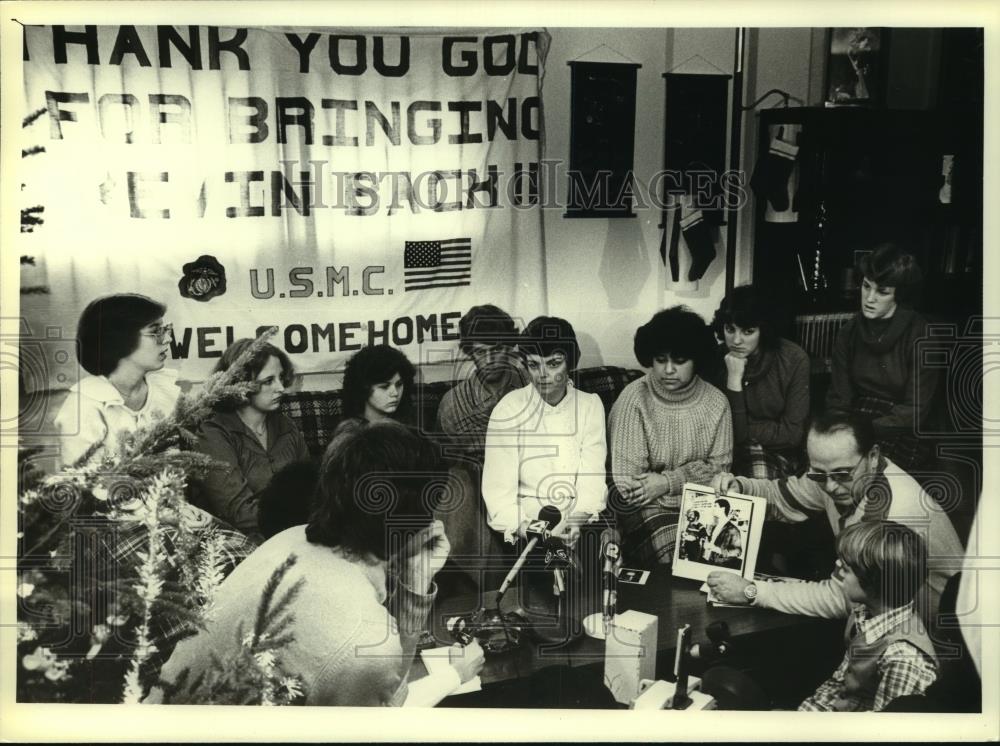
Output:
[827,308,938,435]
[609,373,733,506]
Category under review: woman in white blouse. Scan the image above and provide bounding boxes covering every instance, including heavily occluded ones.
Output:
[54,294,179,467]
[481,316,607,544]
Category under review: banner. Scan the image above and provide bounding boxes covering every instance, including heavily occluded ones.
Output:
[20,25,550,387]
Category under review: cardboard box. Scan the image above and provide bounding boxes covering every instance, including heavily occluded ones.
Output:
[604,610,658,705]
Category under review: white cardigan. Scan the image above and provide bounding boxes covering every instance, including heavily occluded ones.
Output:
[481,382,608,542]
[53,368,179,467]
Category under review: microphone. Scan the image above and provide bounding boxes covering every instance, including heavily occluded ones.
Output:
[689,621,732,661]
[600,527,622,635]
[496,506,562,603]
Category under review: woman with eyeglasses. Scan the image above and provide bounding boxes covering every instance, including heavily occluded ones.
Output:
[710,285,811,479]
[193,338,309,542]
[827,243,936,470]
[323,345,417,460]
[55,294,179,467]
[608,306,732,565]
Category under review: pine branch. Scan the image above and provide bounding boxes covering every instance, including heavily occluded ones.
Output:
[251,554,300,646]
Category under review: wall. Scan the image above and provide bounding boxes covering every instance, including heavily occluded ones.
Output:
[542,27,820,369]
[359,26,941,381]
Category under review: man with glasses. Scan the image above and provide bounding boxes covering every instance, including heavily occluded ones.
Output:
[704,411,962,623]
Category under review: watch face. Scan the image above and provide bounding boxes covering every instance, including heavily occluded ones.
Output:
[744,584,758,600]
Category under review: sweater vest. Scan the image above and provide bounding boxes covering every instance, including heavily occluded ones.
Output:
[842,609,938,702]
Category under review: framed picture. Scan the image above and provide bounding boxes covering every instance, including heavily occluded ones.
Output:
[825,27,889,107]
[671,483,768,583]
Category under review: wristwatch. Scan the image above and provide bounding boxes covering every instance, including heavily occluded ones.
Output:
[743,582,758,604]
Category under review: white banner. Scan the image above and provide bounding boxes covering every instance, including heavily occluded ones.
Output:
[20,25,550,386]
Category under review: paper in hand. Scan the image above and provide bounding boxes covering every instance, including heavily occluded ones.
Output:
[419,646,482,694]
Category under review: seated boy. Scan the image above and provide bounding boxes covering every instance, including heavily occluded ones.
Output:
[798,520,938,712]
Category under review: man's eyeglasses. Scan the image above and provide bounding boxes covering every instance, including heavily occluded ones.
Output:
[804,456,865,484]
[141,323,174,344]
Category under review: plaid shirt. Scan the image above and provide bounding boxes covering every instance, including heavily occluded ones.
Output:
[799,603,938,712]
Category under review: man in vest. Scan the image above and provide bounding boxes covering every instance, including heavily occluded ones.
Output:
[705,411,963,625]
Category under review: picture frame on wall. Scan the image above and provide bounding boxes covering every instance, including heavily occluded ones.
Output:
[825,27,889,107]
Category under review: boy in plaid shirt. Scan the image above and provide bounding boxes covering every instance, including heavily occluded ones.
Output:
[799,520,938,712]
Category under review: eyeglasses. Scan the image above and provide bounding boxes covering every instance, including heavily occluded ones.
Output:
[804,456,865,484]
[141,323,174,344]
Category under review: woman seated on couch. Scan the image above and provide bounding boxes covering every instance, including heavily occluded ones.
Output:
[609,306,732,565]
[481,316,607,545]
[827,243,936,470]
[55,293,179,467]
[710,285,810,479]
[193,338,309,542]
[324,345,417,458]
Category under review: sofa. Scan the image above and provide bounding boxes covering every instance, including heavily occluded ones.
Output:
[279,365,646,458]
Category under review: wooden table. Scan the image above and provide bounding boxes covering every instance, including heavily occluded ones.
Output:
[422,565,835,690]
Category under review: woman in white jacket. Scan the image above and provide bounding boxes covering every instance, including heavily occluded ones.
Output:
[481,316,607,545]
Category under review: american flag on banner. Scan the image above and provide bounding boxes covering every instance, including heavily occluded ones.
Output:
[403,238,472,292]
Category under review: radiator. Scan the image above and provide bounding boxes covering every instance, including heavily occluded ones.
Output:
[794,312,854,374]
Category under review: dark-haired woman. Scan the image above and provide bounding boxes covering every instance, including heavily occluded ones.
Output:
[55,294,179,467]
[323,345,417,460]
[608,306,732,565]
[481,317,607,544]
[194,338,309,541]
[155,424,485,706]
[711,285,810,478]
[827,244,937,469]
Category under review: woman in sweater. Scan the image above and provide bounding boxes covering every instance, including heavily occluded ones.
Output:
[711,285,811,478]
[827,244,936,470]
[156,424,484,706]
[323,344,416,459]
[481,316,607,544]
[609,306,733,565]
[193,338,309,543]
[54,294,180,468]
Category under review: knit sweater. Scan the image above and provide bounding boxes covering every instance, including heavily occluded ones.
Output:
[436,367,528,465]
[608,373,733,506]
[711,338,810,452]
[156,526,457,706]
[827,308,938,435]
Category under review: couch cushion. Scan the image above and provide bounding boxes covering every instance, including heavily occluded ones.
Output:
[575,366,645,417]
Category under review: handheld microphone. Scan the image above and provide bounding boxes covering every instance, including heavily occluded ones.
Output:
[496,506,562,602]
[600,527,622,635]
